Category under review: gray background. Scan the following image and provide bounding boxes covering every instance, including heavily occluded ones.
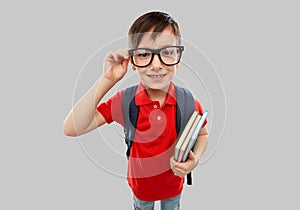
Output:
[1,0,299,209]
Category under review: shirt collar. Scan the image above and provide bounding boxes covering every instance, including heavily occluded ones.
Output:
[135,82,177,106]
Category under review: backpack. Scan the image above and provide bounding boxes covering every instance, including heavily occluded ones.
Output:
[122,84,195,185]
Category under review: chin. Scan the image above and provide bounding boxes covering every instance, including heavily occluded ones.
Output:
[143,82,171,92]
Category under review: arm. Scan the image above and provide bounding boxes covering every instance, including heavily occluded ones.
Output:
[170,126,209,177]
[63,49,130,137]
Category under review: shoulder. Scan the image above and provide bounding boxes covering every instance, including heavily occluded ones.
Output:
[175,85,193,95]
[96,89,125,124]
[175,85,204,114]
[194,99,204,113]
[174,84,207,125]
[174,85,194,105]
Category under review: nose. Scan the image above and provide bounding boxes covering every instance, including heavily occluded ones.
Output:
[150,54,163,69]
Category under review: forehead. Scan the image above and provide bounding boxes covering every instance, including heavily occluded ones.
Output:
[138,27,178,48]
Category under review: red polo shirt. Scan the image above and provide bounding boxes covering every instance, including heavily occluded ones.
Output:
[97,82,206,201]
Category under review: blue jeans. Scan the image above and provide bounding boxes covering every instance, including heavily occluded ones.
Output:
[133,194,181,210]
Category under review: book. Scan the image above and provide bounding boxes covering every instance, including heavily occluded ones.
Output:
[181,110,209,162]
[177,114,201,162]
[174,111,199,161]
[174,110,209,162]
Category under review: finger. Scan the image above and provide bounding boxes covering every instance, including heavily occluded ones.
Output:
[113,49,130,62]
[172,162,185,171]
[173,160,194,175]
[171,162,185,174]
[173,167,186,176]
[170,161,177,170]
[170,155,181,164]
[105,51,126,64]
[112,52,123,62]
[104,52,116,63]
[170,156,180,169]
[121,58,130,70]
[173,170,185,178]
[117,49,130,59]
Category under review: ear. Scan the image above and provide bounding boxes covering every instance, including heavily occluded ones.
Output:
[176,63,180,69]
[131,65,137,71]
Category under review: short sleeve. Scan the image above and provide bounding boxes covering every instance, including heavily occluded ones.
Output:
[194,99,208,128]
[96,90,124,126]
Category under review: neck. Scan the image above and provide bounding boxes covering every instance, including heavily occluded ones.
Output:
[144,85,170,106]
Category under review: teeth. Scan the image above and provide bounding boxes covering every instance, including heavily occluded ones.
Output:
[149,74,165,78]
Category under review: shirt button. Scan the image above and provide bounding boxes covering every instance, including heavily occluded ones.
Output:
[153,105,158,109]
[157,116,161,120]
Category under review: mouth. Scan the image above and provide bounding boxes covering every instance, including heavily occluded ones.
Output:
[147,73,167,79]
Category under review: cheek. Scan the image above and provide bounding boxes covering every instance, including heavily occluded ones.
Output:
[136,68,147,74]
[167,66,176,73]
[136,69,148,79]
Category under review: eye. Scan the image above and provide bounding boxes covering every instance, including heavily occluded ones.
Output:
[138,52,150,58]
[162,48,176,57]
[134,49,151,58]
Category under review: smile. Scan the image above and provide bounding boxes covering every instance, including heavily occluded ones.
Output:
[147,73,167,79]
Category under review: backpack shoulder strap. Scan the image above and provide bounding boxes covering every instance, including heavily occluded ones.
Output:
[122,85,139,158]
[176,85,195,185]
[176,86,195,135]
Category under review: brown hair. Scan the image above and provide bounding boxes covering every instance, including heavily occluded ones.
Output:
[128,11,181,48]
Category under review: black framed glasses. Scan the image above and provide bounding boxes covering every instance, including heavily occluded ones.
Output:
[128,46,184,68]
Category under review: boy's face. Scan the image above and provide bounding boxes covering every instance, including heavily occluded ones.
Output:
[130,26,180,92]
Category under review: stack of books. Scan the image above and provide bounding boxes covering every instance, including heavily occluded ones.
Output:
[174,110,208,162]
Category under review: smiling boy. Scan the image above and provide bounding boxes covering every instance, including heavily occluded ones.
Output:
[64,11,208,210]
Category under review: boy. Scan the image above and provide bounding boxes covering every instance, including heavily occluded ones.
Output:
[64,11,208,210]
